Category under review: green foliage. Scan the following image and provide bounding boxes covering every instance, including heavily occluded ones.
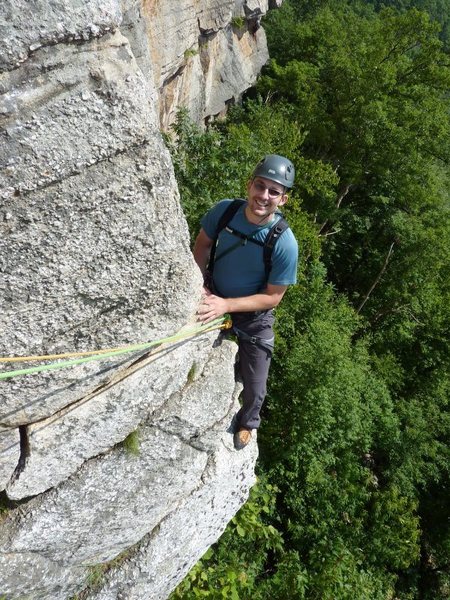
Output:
[231,16,246,30]
[184,48,198,59]
[364,0,450,47]
[368,485,420,569]
[87,565,105,588]
[187,362,198,384]
[305,541,397,600]
[261,270,410,597]
[68,565,108,600]
[121,430,140,457]
[418,475,450,598]
[170,479,293,599]
[259,5,449,595]
[70,546,137,600]
[165,1,449,596]
[259,4,450,376]
[261,4,449,184]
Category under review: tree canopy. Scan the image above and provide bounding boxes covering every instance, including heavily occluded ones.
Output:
[168,1,450,598]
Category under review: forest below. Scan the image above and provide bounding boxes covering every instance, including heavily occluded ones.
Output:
[167,1,450,598]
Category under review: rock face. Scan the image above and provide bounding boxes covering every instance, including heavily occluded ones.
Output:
[0,339,258,600]
[137,0,271,129]
[0,0,276,598]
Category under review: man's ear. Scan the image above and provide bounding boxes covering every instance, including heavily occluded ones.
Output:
[278,193,289,207]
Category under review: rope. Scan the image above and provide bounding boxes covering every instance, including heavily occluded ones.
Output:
[0,318,232,381]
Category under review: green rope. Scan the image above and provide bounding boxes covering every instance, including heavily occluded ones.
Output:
[0,318,226,381]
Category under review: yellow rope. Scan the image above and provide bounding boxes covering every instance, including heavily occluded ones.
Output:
[0,319,232,363]
[0,319,233,381]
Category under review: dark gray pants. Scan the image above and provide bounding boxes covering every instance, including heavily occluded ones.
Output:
[231,310,275,430]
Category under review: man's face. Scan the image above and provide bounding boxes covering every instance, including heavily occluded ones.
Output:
[246,176,288,223]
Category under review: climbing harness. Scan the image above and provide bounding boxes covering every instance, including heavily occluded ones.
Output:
[0,318,232,381]
[232,326,274,357]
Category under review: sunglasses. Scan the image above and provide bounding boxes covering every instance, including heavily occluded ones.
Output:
[252,180,285,199]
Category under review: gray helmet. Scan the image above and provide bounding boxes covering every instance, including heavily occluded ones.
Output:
[252,154,295,189]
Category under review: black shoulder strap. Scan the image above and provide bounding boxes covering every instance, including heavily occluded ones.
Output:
[263,217,289,282]
[216,199,245,234]
[208,199,245,273]
[207,200,290,284]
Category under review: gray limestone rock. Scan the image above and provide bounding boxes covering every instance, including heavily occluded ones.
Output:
[0,551,86,600]
[0,0,122,71]
[0,425,207,599]
[0,428,20,489]
[200,25,269,119]
[86,427,258,600]
[6,333,234,499]
[136,0,272,129]
[0,31,201,427]
[0,0,281,596]
[1,32,153,196]
[0,338,256,600]
[1,428,208,564]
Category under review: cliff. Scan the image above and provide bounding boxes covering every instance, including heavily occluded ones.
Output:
[0,1,276,598]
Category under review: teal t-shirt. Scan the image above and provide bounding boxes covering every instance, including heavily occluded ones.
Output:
[201,199,298,298]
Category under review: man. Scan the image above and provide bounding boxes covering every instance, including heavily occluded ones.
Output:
[193,155,298,449]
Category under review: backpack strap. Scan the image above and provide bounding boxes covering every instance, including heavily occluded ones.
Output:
[263,217,289,282]
[217,199,246,233]
[208,199,245,274]
[207,199,290,286]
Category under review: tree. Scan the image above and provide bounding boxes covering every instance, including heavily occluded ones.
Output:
[168,2,450,596]
[365,0,450,47]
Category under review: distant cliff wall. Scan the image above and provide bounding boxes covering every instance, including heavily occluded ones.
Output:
[0,1,277,598]
[122,0,275,130]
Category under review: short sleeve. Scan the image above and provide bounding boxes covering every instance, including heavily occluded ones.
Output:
[268,229,298,286]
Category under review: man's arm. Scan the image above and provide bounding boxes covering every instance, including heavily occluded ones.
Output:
[193,227,289,323]
[193,228,213,277]
[197,283,288,323]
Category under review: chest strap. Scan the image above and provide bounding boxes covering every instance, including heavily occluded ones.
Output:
[207,199,290,284]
